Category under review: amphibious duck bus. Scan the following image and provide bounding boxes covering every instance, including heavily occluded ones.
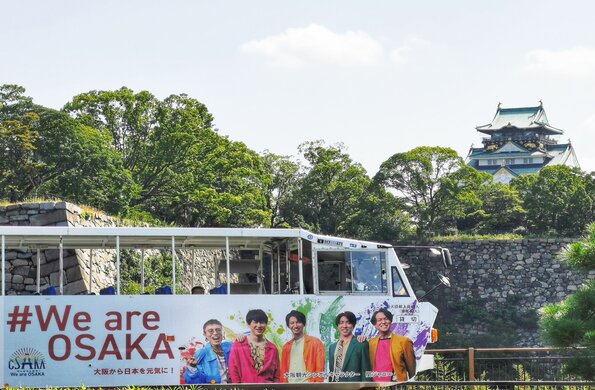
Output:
[0,227,450,387]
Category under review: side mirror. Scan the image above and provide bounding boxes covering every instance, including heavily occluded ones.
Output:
[418,274,451,301]
[437,274,451,287]
[441,248,453,268]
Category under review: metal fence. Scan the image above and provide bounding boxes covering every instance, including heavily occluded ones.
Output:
[395,381,595,390]
[419,348,589,382]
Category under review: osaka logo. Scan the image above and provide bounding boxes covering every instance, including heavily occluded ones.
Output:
[8,348,46,376]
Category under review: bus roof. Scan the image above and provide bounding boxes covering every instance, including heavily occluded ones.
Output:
[0,226,388,250]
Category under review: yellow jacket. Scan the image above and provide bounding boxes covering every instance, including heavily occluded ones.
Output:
[369,333,416,382]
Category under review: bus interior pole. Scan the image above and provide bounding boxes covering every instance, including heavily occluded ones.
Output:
[277,244,281,294]
[36,248,41,294]
[191,250,195,288]
[349,250,354,293]
[1,235,5,296]
[225,237,230,294]
[59,237,64,295]
[259,244,264,294]
[285,240,290,292]
[116,236,120,295]
[270,244,274,294]
[140,248,145,294]
[298,237,304,295]
[89,249,93,294]
[172,236,176,295]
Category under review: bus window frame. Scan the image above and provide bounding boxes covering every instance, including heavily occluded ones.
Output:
[391,266,410,297]
[312,247,390,295]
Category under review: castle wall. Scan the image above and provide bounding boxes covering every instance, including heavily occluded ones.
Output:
[400,239,594,346]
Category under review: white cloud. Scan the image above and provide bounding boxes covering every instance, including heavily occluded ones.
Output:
[389,37,431,65]
[239,24,385,68]
[522,47,595,76]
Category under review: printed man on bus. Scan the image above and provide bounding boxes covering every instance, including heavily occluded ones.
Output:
[184,319,232,384]
[328,311,371,382]
[279,310,325,383]
[228,309,280,383]
[368,308,416,382]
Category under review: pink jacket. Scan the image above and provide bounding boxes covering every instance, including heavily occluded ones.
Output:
[228,339,280,383]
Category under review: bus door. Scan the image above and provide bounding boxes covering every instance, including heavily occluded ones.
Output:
[268,238,314,294]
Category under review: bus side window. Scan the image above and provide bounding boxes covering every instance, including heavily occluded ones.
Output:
[317,251,350,292]
[391,266,409,297]
[351,251,387,293]
[317,250,388,294]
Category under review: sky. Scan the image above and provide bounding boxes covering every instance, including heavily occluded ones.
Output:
[2,1,595,175]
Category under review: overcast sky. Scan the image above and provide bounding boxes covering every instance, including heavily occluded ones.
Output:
[3,1,595,175]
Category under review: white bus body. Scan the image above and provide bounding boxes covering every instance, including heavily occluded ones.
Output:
[0,227,446,387]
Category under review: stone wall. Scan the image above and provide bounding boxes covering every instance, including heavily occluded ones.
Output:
[0,202,218,295]
[178,249,224,293]
[399,239,594,347]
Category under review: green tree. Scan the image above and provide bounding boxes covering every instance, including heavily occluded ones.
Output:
[511,166,594,236]
[64,87,271,226]
[0,85,134,213]
[375,146,471,237]
[119,250,179,294]
[282,141,371,235]
[0,85,39,202]
[540,223,595,379]
[456,181,526,234]
[262,152,302,228]
[34,109,135,214]
[144,134,271,227]
[341,184,413,243]
[439,165,494,234]
[479,182,526,234]
[63,88,213,207]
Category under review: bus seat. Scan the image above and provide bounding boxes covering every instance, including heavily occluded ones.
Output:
[42,285,57,295]
[209,285,228,295]
[100,286,116,295]
[156,285,172,295]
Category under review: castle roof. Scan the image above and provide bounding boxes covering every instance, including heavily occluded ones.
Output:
[468,142,573,160]
[476,103,564,135]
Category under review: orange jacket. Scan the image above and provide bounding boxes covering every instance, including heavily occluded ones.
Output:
[369,334,416,382]
[280,335,326,382]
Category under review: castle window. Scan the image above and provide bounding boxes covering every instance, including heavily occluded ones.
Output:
[523,158,534,164]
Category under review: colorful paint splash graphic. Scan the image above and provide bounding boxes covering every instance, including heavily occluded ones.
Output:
[178,338,205,383]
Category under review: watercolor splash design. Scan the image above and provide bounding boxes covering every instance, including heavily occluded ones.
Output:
[178,337,205,383]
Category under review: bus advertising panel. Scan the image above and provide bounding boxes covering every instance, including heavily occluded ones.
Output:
[2,294,435,387]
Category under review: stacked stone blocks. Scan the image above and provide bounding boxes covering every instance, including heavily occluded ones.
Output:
[401,239,593,346]
[0,202,219,295]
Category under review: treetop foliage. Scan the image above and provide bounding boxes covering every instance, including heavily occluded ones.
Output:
[1,84,593,242]
[511,166,594,237]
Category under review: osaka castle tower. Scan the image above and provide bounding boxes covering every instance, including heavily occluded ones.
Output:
[466,102,580,184]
